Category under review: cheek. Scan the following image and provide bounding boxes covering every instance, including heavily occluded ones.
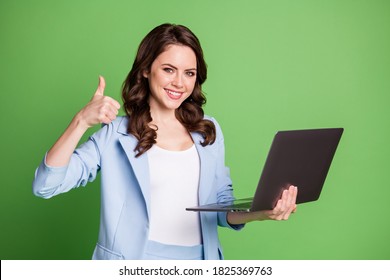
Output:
[151,72,171,86]
[184,75,196,87]
[186,80,196,93]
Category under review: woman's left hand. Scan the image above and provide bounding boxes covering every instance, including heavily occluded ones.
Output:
[259,185,298,221]
[227,185,298,225]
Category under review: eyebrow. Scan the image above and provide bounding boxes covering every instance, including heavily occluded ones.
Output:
[161,63,197,71]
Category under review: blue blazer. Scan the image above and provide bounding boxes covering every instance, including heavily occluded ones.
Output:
[33,116,242,259]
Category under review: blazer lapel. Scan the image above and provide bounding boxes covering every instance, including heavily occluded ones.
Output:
[117,120,151,220]
[191,132,218,205]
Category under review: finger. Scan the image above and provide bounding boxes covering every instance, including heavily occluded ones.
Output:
[280,189,288,212]
[106,107,119,121]
[268,199,280,220]
[277,187,290,220]
[274,197,285,220]
[99,111,115,125]
[291,186,298,212]
[107,100,121,117]
[107,105,119,118]
[100,98,119,116]
[282,186,297,219]
[283,193,293,220]
[107,96,121,110]
[101,116,113,125]
[286,185,295,211]
[100,104,118,123]
[94,75,106,96]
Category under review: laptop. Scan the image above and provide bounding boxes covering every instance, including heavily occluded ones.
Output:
[186,128,343,212]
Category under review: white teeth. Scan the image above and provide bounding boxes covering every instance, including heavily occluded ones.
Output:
[167,89,181,96]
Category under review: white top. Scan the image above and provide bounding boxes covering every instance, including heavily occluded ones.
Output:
[147,144,202,246]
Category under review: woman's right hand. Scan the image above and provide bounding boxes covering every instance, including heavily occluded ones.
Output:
[76,76,121,129]
[45,76,121,167]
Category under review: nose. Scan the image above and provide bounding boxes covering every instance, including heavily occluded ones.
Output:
[171,73,183,88]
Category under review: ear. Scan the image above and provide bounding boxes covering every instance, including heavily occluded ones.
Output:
[142,69,149,79]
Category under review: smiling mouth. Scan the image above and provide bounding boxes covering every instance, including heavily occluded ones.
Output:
[165,89,183,100]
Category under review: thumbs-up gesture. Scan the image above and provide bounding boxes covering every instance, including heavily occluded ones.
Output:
[78,76,121,129]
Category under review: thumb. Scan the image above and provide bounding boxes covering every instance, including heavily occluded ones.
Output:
[94,75,106,96]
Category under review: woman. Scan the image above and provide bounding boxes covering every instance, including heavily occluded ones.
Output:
[33,23,297,260]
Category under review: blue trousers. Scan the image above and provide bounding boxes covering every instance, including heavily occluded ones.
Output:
[144,240,204,260]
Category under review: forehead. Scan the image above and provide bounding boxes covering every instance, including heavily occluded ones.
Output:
[153,44,197,69]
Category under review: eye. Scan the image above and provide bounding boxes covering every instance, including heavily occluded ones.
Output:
[186,71,196,77]
[163,67,174,73]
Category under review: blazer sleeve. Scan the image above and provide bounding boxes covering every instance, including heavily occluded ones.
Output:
[32,121,115,199]
[211,117,245,231]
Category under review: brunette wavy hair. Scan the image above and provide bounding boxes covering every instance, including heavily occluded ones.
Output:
[122,23,216,157]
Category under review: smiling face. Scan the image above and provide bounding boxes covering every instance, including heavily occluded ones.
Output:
[144,44,197,115]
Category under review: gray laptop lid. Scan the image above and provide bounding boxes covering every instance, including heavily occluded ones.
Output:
[186,128,343,212]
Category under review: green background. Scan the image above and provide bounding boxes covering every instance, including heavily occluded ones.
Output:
[1,0,389,260]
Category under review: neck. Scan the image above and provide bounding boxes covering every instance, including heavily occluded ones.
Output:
[150,107,178,125]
